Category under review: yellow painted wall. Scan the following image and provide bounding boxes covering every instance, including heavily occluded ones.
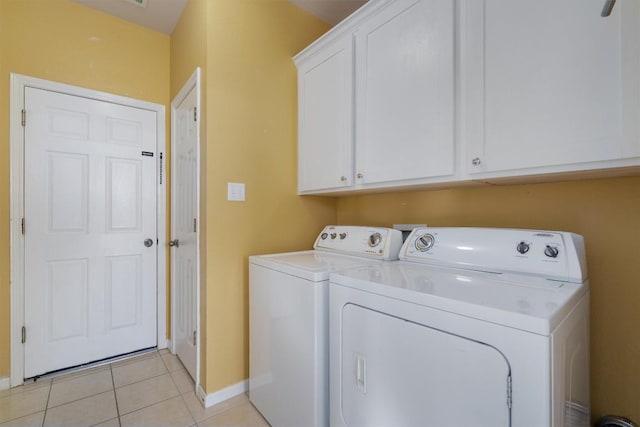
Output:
[170,0,333,393]
[201,1,334,393]
[336,176,640,421]
[0,0,170,378]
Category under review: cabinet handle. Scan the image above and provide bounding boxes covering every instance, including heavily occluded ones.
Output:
[601,0,616,17]
[472,157,481,166]
[340,176,347,182]
[356,173,364,179]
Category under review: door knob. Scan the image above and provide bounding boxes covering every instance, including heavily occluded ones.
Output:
[168,239,180,248]
[144,238,154,247]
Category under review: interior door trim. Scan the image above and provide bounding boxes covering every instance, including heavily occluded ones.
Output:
[170,67,201,391]
[9,73,167,387]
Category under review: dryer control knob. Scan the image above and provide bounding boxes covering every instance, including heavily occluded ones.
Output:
[415,233,435,252]
[517,241,530,254]
[330,233,337,240]
[368,232,382,247]
[544,245,559,258]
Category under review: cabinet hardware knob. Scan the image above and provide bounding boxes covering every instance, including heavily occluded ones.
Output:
[340,176,347,182]
[472,157,481,166]
[356,173,364,179]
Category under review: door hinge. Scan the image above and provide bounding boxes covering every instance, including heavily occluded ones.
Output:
[21,109,26,127]
[21,218,25,235]
[192,330,197,345]
[506,375,512,409]
[193,107,197,122]
[193,218,197,233]
[21,326,26,344]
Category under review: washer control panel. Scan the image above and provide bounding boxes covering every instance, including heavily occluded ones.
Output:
[401,227,587,283]
[314,225,403,260]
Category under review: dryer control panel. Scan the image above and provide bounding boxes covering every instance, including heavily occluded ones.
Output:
[314,225,403,260]
[401,227,587,283]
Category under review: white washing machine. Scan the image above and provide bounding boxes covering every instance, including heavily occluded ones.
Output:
[329,227,590,427]
[249,225,403,427]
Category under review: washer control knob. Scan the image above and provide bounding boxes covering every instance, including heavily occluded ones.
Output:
[517,241,530,254]
[339,233,347,240]
[320,232,328,240]
[368,232,382,247]
[544,245,559,258]
[415,233,435,252]
[330,233,337,240]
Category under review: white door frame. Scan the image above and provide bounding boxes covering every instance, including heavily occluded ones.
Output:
[9,73,167,386]
[170,67,201,389]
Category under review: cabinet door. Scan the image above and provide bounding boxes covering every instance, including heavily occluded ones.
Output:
[297,36,354,193]
[463,0,640,176]
[354,0,455,185]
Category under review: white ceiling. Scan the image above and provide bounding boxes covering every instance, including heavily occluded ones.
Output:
[72,0,188,35]
[71,0,367,35]
[289,0,368,25]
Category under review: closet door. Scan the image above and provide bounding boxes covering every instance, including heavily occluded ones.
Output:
[297,35,354,193]
[463,0,640,177]
[354,0,455,186]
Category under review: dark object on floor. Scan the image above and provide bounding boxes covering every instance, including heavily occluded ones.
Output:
[595,415,639,427]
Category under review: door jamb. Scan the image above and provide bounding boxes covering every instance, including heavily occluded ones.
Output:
[9,73,167,386]
[170,67,201,390]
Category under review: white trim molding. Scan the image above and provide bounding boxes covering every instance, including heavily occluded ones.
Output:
[9,73,167,386]
[197,380,249,409]
[0,377,10,391]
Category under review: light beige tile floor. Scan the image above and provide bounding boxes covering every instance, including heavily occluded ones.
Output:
[0,350,270,427]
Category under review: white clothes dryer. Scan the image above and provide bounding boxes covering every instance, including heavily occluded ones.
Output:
[249,225,403,427]
[329,227,590,427]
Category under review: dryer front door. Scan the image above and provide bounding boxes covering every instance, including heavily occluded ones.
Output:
[340,304,511,427]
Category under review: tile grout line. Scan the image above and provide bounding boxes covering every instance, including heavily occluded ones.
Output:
[109,363,123,427]
[112,352,189,421]
[41,379,53,427]
[42,368,118,412]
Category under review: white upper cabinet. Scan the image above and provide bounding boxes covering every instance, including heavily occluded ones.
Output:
[296,35,354,193]
[354,0,455,186]
[295,0,640,194]
[462,0,640,178]
[295,0,456,194]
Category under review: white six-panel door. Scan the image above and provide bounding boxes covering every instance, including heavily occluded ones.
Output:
[24,87,158,378]
[171,84,199,381]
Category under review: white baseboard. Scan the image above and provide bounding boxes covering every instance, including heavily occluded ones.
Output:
[0,377,10,391]
[196,379,248,409]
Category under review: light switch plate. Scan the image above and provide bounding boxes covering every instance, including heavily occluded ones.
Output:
[227,182,245,201]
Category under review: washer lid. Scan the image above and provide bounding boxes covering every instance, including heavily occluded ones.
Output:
[330,261,589,335]
[250,250,382,282]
